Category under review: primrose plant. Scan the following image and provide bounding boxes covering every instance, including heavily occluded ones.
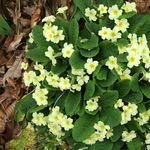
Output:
[16,0,150,149]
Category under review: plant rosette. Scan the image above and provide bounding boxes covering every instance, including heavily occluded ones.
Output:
[15,0,150,149]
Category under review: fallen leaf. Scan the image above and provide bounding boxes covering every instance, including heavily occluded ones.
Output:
[3,53,23,85]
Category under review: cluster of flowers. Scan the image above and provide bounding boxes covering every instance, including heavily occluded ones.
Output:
[83,121,113,145]
[105,33,150,81]
[32,106,74,137]
[22,58,98,94]
[20,1,150,148]
[114,99,138,125]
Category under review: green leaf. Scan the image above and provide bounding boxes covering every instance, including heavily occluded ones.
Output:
[101,90,119,107]
[131,73,140,92]
[0,16,11,35]
[32,25,48,47]
[14,93,36,122]
[77,33,99,50]
[99,41,118,59]
[84,81,95,100]
[114,38,129,47]
[114,79,131,98]
[51,60,68,74]
[99,70,118,87]
[100,107,122,128]
[65,91,81,115]
[88,140,113,150]
[112,141,124,150]
[73,0,92,14]
[119,12,136,19]
[128,11,150,34]
[69,19,79,44]
[85,22,100,34]
[111,126,124,142]
[123,91,143,104]
[80,47,99,58]
[96,66,108,80]
[26,47,49,62]
[72,114,99,142]
[117,53,128,62]
[140,82,150,99]
[99,0,123,7]
[127,137,143,150]
[69,50,86,69]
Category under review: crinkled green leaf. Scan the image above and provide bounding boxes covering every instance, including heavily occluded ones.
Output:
[123,91,143,104]
[100,107,122,128]
[80,47,99,58]
[96,66,108,81]
[127,137,143,150]
[73,0,93,14]
[14,93,36,122]
[51,60,68,74]
[84,80,95,100]
[32,25,48,47]
[114,79,131,98]
[98,70,118,87]
[131,73,140,92]
[85,22,100,34]
[26,47,49,62]
[69,50,86,69]
[65,91,81,115]
[99,41,118,59]
[77,33,99,50]
[72,114,99,142]
[111,126,124,142]
[88,140,113,150]
[119,12,136,19]
[101,90,119,107]
[140,82,150,99]
[69,19,79,44]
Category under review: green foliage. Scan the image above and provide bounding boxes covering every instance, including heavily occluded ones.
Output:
[123,91,143,104]
[69,19,79,44]
[69,50,86,69]
[101,90,119,107]
[72,114,99,142]
[119,12,136,19]
[100,107,122,128]
[32,25,48,47]
[26,47,49,62]
[0,16,11,35]
[127,137,143,150]
[17,1,150,149]
[98,70,118,87]
[114,79,131,98]
[140,82,150,99]
[88,140,113,150]
[14,93,36,122]
[84,80,95,100]
[99,41,118,59]
[77,33,99,50]
[65,91,81,115]
[80,47,99,58]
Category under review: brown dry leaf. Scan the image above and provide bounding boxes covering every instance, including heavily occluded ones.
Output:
[3,53,23,85]
[129,0,150,13]
[7,32,27,51]
[0,110,6,134]
[0,50,7,66]
[5,100,17,119]
[30,7,41,28]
